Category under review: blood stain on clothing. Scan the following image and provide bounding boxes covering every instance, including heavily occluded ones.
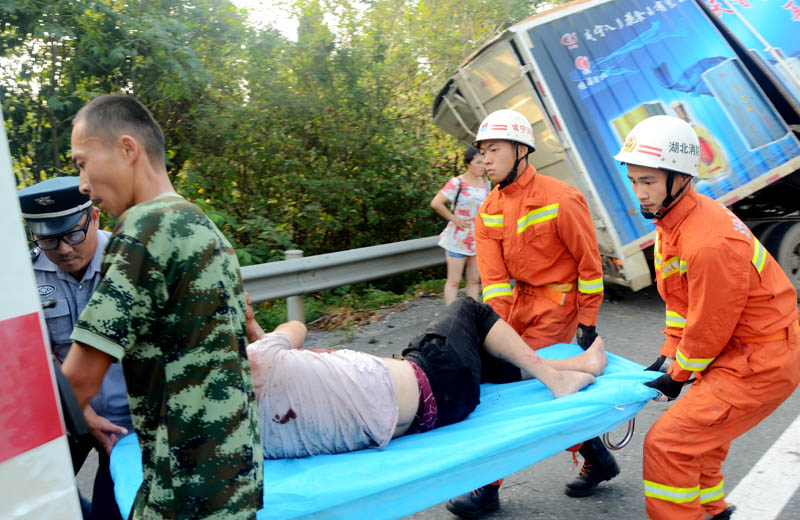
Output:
[273,408,297,424]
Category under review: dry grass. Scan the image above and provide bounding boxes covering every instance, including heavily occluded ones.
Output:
[306,301,408,331]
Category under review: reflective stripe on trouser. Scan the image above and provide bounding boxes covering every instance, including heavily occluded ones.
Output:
[700,480,725,504]
[643,479,724,505]
[507,286,579,350]
[643,330,800,519]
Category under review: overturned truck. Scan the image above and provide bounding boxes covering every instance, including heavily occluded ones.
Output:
[433,0,800,292]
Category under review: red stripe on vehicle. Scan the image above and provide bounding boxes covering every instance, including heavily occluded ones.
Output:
[0,312,64,463]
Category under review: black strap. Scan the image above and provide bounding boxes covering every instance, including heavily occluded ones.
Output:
[451,177,463,213]
[52,361,89,439]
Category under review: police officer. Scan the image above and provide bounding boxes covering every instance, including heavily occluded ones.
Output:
[19,177,131,520]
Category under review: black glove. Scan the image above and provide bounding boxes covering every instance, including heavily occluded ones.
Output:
[644,355,667,372]
[644,373,689,402]
[576,324,597,351]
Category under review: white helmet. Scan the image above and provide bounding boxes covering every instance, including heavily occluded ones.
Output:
[474,109,535,151]
[614,115,700,176]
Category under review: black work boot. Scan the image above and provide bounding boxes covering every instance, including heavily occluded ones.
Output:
[710,505,736,519]
[564,437,620,497]
[446,484,501,518]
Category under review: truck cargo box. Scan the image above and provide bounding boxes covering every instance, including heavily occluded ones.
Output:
[434,0,800,291]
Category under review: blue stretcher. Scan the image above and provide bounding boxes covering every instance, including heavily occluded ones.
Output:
[110,344,659,519]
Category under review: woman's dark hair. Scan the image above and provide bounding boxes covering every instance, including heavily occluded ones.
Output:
[464,146,480,166]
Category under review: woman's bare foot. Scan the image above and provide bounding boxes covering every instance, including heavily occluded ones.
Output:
[549,370,596,398]
[579,336,608,376]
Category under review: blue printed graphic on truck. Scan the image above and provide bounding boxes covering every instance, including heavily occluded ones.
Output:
[526,0,800,246]
[704,0,800,107]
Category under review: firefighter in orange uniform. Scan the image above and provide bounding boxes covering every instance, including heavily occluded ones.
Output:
[616,115,800,520]
[446,109,617,518]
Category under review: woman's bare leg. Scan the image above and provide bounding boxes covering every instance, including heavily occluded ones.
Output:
[444,255,467,306]
[464,255,481,301]
[482,319,606,398]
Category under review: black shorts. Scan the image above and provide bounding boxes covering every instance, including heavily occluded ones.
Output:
[402,297,522,428]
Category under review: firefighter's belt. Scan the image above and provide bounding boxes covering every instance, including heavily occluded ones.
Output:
[516,281,574,306]
[736,319,799,343]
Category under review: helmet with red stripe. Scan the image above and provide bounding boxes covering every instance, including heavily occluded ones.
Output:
[473,109,535,151]
[614,115,700,177]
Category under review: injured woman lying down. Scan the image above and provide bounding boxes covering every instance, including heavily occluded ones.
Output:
[245,297,607,459]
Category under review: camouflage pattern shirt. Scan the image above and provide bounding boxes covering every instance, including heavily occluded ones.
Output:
[72,194,263,519]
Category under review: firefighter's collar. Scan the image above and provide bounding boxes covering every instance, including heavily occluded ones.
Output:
[655,185,697,231]
[500,164,535,195]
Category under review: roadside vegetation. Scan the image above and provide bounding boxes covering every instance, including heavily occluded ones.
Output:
[253,272,447,332]
[2,0,549,326]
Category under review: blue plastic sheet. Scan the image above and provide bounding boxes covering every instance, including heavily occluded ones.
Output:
[110,344,659,519]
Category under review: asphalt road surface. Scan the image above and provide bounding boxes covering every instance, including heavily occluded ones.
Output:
[78,285,800,519]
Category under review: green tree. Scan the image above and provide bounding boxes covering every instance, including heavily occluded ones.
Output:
[2,0,557,268]
[1,0,249,185]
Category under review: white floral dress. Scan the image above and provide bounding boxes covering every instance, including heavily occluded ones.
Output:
[437,175,491,256]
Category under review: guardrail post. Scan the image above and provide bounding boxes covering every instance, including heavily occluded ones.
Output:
[285,249,305,323]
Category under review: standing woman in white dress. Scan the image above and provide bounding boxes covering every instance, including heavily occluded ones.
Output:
[430,146,491,306]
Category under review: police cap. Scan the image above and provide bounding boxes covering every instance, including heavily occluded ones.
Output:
[18,177,92,236]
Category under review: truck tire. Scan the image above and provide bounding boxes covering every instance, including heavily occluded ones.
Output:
[764,222,800,297]
[753,222,782,244]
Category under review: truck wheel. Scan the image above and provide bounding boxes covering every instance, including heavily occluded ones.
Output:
[753,222,781,244]
[764,222,800,296]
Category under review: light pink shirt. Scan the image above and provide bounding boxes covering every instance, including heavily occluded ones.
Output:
[246,332,399,459]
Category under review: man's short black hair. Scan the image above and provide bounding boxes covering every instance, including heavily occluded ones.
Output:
[74,94,165,164]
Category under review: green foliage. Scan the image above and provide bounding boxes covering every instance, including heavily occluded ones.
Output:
[3,0,557,291]
[1,0,249,185]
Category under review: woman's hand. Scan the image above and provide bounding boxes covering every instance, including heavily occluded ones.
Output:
[451,216,471,230]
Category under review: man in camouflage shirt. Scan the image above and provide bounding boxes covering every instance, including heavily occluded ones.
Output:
[62,94,263,519]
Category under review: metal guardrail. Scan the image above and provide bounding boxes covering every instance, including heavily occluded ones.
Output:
[241,236,444,320]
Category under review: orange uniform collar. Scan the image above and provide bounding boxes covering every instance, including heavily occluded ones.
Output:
[655,185,698,231]
[499,164,536,195]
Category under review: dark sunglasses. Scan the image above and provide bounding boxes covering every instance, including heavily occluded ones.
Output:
[33,211,92,251]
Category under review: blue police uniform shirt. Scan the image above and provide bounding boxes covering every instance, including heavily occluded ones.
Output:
[34,229,134,431]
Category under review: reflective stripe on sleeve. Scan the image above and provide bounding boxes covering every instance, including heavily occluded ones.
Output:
[654,232,663,272]
[665,310,686,329]
[578,277,604,294]
[752,238,766,274]
[661,256,681,278]
[480,213,504,228]
[517,203,559,234]
[643,480,700,504]
[700,480,724,504]
[676,347,714,372]
[482,282,512,302]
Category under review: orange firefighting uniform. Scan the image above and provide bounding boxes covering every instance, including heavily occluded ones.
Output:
[475,164,603,350]
[643,187,800,519]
